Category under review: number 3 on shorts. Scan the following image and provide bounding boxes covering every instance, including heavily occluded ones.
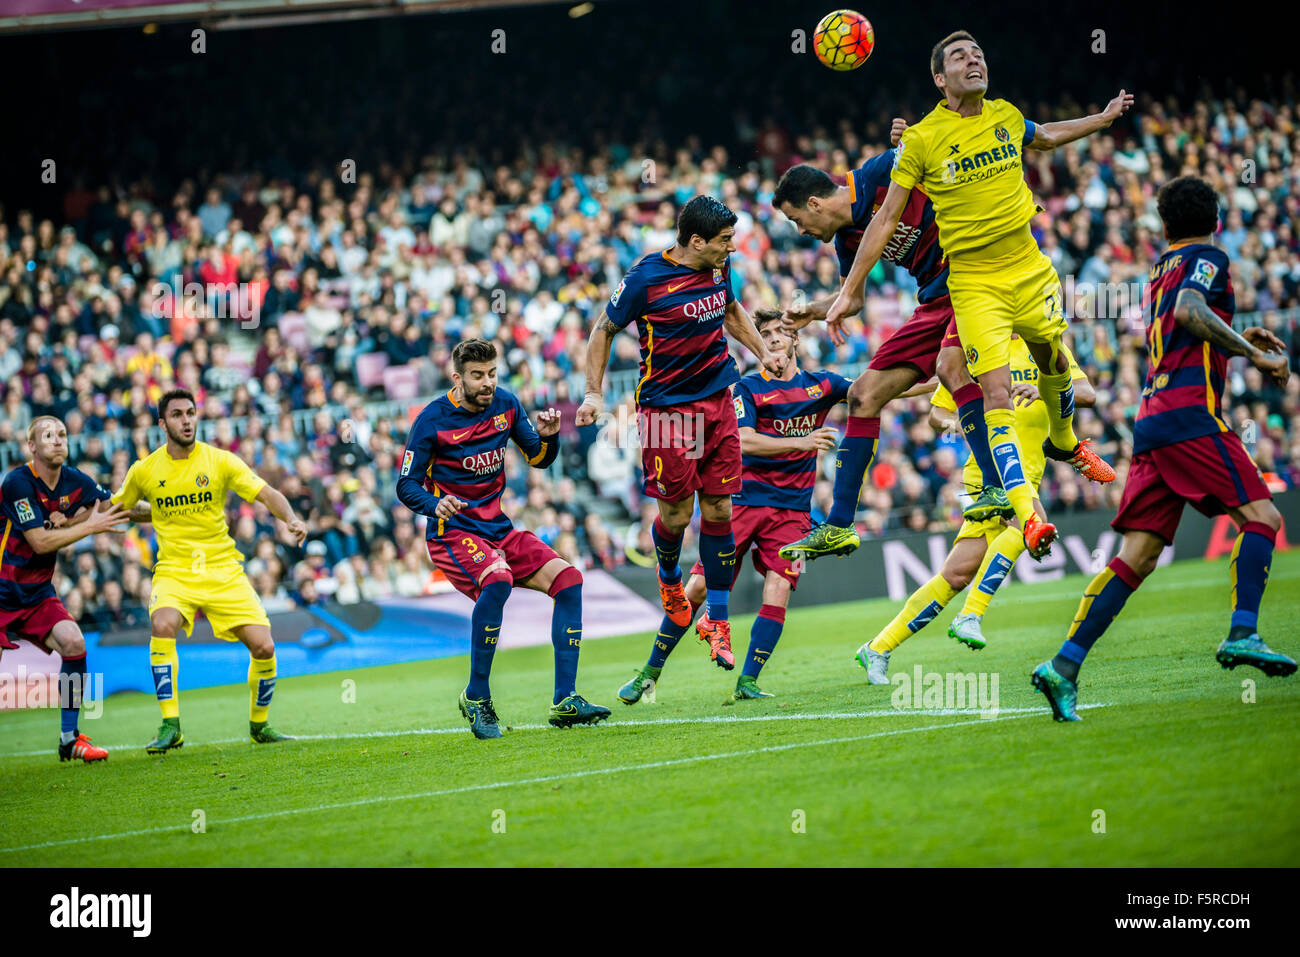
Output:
[461,536,479,555]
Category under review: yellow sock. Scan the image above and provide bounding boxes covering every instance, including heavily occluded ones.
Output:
[249,654,277,723]
[1039,338,1079,451]
[962,525,1028,617]
[868,575,958,653]
[985,407,1037,524]
[148,637,180,719]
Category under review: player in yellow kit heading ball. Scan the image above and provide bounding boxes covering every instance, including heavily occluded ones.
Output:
[113,388,308,752]
[826,30,1132,560]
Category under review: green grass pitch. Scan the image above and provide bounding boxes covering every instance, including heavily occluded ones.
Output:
[3,551,1298,867]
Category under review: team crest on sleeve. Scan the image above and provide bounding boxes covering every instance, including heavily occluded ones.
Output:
[734,397,745,419]
[401,449,414,476]
[892,140,904,168]
[610,279,626,307]
[805,383,824,400]
[195,473,209,488]
[1191,259,1219,289]
[493,413,509,431]
[15,498,35,523]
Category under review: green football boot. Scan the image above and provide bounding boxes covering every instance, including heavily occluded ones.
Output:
[145,717,184,754]
[1030,661,1081,722]
[1215,634,1297,677]
[459,689,503,739]
[618,665,662,705]
[963,486,1014,522]
[778,522,860,563]
[549,693,612,728]
[727,675,774,703]
[250,721,296,743]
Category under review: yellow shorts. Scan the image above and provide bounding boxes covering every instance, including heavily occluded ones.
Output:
[149,565,269,641]
[948,240,1067,378]
[955,517,1008,544]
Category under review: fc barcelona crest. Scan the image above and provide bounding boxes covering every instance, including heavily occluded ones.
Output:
[59,495,71,510]
[712,268,723,285]
[805,384,824,400]
[493,413,509,432]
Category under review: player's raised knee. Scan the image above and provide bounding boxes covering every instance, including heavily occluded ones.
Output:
[548,565,582,595]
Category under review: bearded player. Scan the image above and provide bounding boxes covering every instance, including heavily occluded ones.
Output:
[857,336,1093,683]
[827,30,1131,561]
[775,119,1011,565]
[577,195,783,668]
[113,388,307,752]
[398,338,610,739]
[0,416,129,762]
[1033,176,1295,722]
[617,309,850,704]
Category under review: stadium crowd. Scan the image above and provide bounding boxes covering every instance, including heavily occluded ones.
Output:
[2,85,1298,630]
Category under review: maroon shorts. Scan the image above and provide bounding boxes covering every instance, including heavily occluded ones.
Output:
[0,596,73,653]
[427,528,561,601]
[640,390,742,501]
[1113,432,1272,544]
[940,316,961,351]
[690,504,811,590]
[868,294,956,380]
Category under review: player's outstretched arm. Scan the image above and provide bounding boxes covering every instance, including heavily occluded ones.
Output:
[724,300,784,376]
[21,499,128,555]
[740,425,838,457]
[1173,289,1290,387]
[1028,90,1135,150]
[827,180,908,344]
[255,485,308,546]
[577,311,617,427]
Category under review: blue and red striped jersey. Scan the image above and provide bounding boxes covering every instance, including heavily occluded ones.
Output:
[0,463,112,608]
[605,249,739,408]
[1135,242,1236,454]
[734,368,851,510]
[396,387,557,541]
[831,126,1036,303]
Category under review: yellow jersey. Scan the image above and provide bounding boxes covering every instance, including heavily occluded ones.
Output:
[891,98,1040,257]
[113,441,266,576]
[932,338,1085,493]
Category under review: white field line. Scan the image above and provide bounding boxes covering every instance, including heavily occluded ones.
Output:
[0,703,1097,758]
[0,705,1109,855]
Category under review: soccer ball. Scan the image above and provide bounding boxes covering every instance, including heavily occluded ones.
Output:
[813,9,874,71]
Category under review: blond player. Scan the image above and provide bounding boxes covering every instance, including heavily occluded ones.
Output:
[113,388,308,752]
[856,337,1093,682]
[827,30,1131,560]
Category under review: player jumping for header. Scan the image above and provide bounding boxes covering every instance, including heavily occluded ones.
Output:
[774,118,1011,565]
[1033,176,1295,722]
[398,338,610,739]
[617,309,851,704]
[578,196,783,669]
[825,30,1131,561]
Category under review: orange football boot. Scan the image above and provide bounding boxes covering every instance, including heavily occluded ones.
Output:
[696,613,735,670]
[1023,514,1058,561]
[59,732,108,763]
[1047,437,1116,483]
[658,572,691,628]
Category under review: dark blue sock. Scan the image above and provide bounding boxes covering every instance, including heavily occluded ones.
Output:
[550,583,582,704]
[828,415,879,527]
[1052,558,1141,681]
[743,605,785,678]
[1230,523,1276,633]
[954,383,1000,489]
[59,653,86,739]
[652,515,683,584]
[648,613,692,668]
[467,580,511,700]
[699,518,735,622]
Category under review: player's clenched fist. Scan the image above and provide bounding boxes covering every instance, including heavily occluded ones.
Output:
[434,495,468,521]
[575,392,603,427]
[285,518,308,545]
[535,408,562,436]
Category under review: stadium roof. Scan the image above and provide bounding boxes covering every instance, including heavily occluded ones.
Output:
[0,0,577,35]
